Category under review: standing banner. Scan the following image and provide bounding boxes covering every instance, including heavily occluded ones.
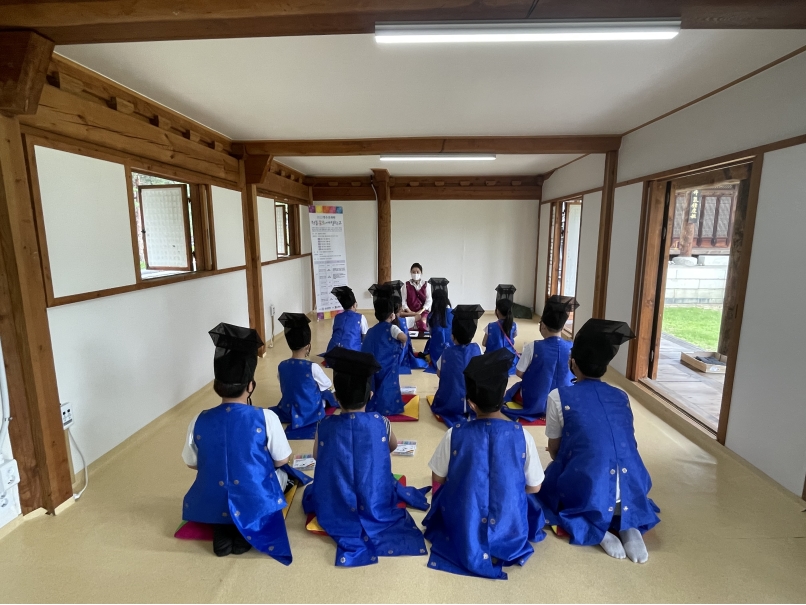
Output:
[308,206,348,319]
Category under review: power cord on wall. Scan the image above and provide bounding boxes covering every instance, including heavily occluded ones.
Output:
[68,428,89,500]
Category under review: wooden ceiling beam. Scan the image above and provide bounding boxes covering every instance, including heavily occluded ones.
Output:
[310,173,544,201]
[3,1,805,44]
[0,30,54,116]
[242,136,621,156]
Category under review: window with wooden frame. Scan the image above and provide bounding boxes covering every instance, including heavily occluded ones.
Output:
[275,201,301,257]
[130,171,216,279]
[544,199,582,332]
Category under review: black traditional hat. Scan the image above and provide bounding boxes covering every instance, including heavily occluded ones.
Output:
[208,323,264,384]
[278,312,311,351]
[541,295,580,331]
[428,277,449,297]
[452,304,484,345]
[495,284,517,302]
[368,283,395,303]
[572,319,635,377]
[322,347,381,407]
[331,286,356,309]
[383,280,404,307]
[464,348,515,412]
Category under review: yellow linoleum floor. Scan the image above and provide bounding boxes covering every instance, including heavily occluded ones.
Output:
[2,314,806,603]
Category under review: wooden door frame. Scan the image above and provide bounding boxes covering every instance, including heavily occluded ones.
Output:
[627,158,761,444]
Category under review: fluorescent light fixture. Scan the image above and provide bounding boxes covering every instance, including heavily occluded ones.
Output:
[380,154,496,162]
[376,19,681,43]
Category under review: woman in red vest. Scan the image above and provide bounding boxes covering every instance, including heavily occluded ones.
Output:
[399,263,432,335]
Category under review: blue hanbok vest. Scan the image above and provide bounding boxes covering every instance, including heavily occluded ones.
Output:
[398,317,427,374]
[422,419,545,580]
[271,359,326,440]
[182,403,293,564]
[424,308,454,375]
[361,322,404,415]
[430,343,482,428]
[538,380,660,546]
[301,412,429,567]
[485,320,519,375]
[325,310,364,353]
[503,337,574,421]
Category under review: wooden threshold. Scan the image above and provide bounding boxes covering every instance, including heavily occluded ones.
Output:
[639,377,718,436]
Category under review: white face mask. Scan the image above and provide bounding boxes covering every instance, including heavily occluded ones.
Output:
[411,272,421,282]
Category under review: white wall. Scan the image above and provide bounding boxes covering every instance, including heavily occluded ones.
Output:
[605,183,644,375]
[542,154,606,201]
[392,199,538,311]
[263,256,313,332]
[257,196,278,262]
[724,144,806,495]
[535,204,551,314]
[211,186,246,269]
[48,271,249,470]
[573,191,602,335]
[339,201,377,307]
[618,52,806,183]
[35,146,136,298]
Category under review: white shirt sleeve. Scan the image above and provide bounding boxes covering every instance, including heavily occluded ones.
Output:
[263,409,293,463]
[311,363,332,390]
[360,314,369,335]
[181,413,201,467]
[428,429,453,478]
[545,389,565,439]
[390,324,403,339]
[522,430,546,487]
[423,282,432,311]
[516,341,535,373]
[436,355,443,371]
[484,323,490,335]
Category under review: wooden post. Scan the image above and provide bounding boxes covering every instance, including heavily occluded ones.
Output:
[373,168,392,284]
[718,177,752,356]
[0,114,72,513]
[592,150,619,319]
[239,161,266,354]
[717,157,763,445]
[678,191,697,257]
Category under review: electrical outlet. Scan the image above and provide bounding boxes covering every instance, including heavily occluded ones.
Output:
[60,402,74,429]
[269,304,276,317]
[0,459,19,491]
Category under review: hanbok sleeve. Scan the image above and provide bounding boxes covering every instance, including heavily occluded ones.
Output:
[545,389,565,439]
[181,413,200,466]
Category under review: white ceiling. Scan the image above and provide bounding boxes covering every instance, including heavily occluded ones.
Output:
[275,154,580,177]
[57,30,806,176]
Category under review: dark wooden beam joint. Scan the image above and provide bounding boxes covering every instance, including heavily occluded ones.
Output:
[0,31,54,116]
[243,153,273,185]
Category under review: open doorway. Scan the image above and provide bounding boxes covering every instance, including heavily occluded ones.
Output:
[545,199,582,335]
[630,161,756,434]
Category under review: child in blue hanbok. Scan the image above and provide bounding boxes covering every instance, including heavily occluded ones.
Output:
[424,348,546,580]
[270,313,337,439]
[538,319,660,563]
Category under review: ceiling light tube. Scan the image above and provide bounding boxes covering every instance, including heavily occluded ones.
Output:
[380,154,497,161]
[376,19,681,43]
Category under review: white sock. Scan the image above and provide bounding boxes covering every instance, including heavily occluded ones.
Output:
[619,528,649,563]
[600,531,626,559]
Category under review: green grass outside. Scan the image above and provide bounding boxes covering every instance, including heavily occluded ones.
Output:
[662,306,722,351]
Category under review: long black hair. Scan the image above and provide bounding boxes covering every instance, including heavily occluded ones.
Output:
[429,291,451,329]
[496,298,514,338]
